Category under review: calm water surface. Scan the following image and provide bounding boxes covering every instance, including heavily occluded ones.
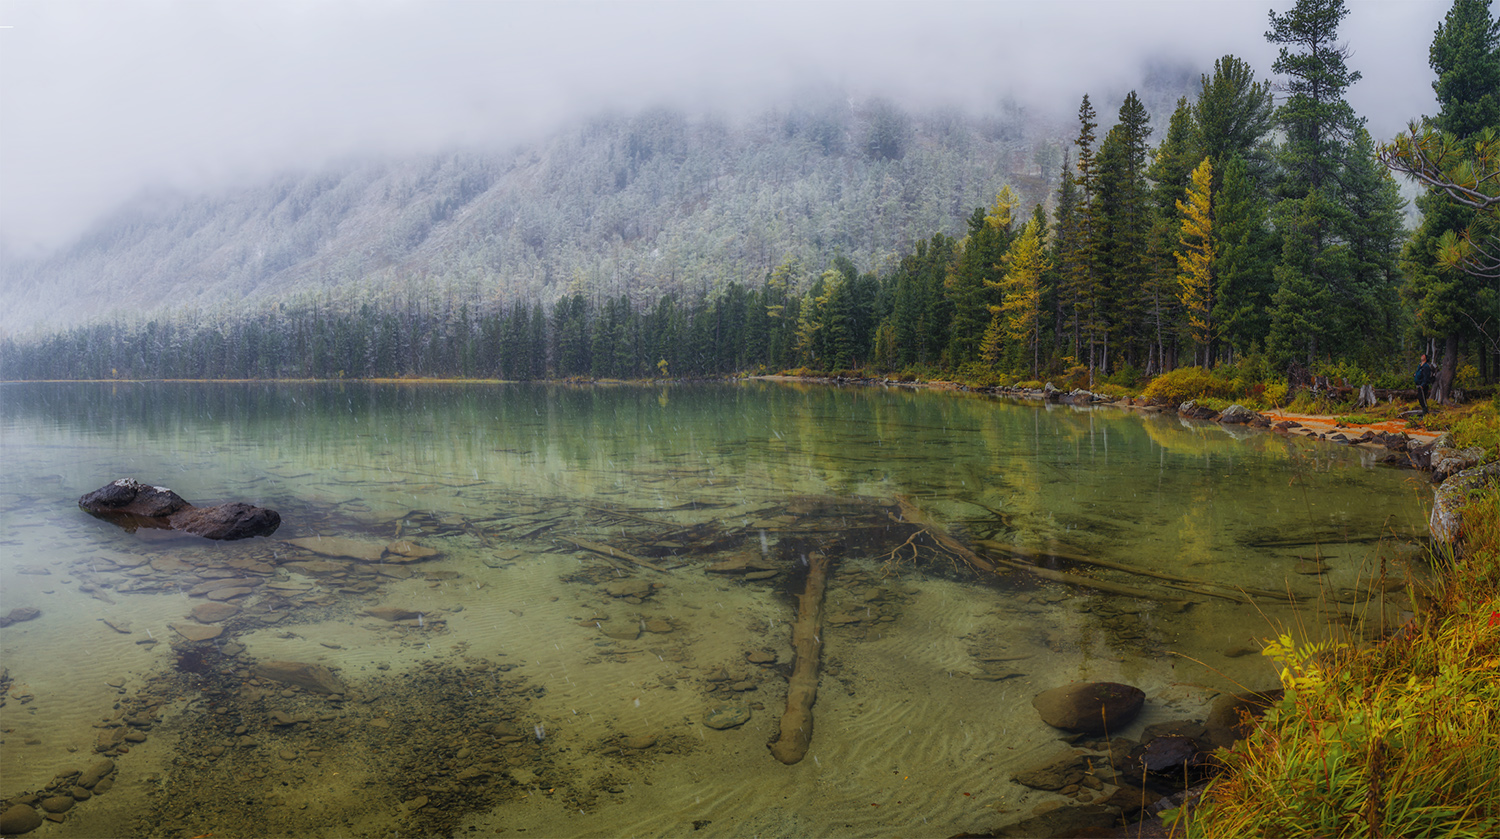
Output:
[0,382,1428,837]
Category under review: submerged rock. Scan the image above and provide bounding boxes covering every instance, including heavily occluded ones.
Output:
[78,478,280,540]
[702,703,751,730]
[1031,681,1145,734]
[0,606,41,628]
[251,660,346,695]
[0,804,43,835]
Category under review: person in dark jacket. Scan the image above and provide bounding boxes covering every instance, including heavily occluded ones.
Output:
[1415,354,1437,415]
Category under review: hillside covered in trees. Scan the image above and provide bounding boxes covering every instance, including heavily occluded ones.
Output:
[0,95,1074,335]
[2,0,1496,399]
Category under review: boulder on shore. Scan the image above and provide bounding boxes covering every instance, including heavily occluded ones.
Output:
[79,478,279,540]
[1430,461,1500,543]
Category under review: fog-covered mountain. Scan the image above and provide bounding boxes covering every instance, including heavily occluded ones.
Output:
[1,97,1086,336]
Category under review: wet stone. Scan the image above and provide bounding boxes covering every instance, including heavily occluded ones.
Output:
[170,623,223,642]
[702,703,751,730]
[191,602,241,623]
[600,622,641,641]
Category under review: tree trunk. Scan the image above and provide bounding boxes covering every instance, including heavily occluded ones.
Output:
[768,551,829,765]
[1436,333,1459,404]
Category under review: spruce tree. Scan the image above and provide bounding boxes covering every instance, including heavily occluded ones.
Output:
[1213,155,1277,355]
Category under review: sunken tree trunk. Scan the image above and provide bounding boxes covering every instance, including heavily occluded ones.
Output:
[768,550,830,765]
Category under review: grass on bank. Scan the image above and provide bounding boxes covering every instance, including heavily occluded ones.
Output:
[1181,481,1500,838]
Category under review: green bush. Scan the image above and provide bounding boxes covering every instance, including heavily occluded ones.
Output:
[1101,364,1141,388]
[1141,366,1237,406]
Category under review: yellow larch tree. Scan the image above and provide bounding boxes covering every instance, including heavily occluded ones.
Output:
[1175,156,1216,367]
[992,217,1047,376]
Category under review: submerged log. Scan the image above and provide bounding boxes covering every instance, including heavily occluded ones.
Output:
[768,551,830,765]
[558,536,669,573]
[980,550,1195,607]
[977,540,1293,603]
[893,495,998,574]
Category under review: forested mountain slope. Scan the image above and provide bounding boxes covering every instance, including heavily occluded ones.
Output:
[0,98,1073,337]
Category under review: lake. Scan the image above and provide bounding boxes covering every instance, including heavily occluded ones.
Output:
[0,381,1429,837]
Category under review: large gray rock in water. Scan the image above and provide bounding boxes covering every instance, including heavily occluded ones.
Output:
[1031,681,1145,734]
[171,502,281,540]
[78,478,190,518]
[79,478,279,540]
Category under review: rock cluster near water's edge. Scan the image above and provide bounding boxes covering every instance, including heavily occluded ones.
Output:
[78,478,280,541]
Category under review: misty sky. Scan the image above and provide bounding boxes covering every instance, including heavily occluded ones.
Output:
[0,0,1452,254]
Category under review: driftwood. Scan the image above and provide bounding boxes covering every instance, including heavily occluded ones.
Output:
[768,551,830,765]
[558,536,669,573]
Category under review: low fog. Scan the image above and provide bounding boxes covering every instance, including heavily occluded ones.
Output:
[0,0,1448,255]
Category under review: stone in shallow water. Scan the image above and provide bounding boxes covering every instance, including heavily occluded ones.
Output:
[365,606,420,622]
[0,804,43,835]
[0,607,41,628]
[1031,681,1145,735]
[702,703,751,730]
[251,660,345,694]
[191,602,240,623]
[385,539,439,560]
[284,536,385,562]
[170,622,223,642]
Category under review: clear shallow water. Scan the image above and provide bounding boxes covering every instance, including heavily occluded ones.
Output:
[0,381,1429,837]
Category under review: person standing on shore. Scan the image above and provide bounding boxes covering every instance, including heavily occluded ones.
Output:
[1415,354,1437,415]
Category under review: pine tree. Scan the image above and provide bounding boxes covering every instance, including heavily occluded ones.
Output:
[1143,98,1198,374]
[1265,0,1364,367]
[1213,155,1277,355]
[1090,92,1152,373]
[1267,0,1364,197]
[1193,55,1276,188]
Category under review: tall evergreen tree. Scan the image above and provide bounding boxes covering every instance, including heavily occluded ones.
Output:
[1091,92,1152,373]
[1265,0,1364,366]
[1266,0,1364,197]
[1213,155,1277,354]
[1193,55,1276,187]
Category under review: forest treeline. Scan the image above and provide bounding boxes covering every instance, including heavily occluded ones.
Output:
[2,0,1497,396]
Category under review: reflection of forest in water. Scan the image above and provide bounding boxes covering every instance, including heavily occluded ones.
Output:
[3,381,1428,628]
[0,381,1430,837]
